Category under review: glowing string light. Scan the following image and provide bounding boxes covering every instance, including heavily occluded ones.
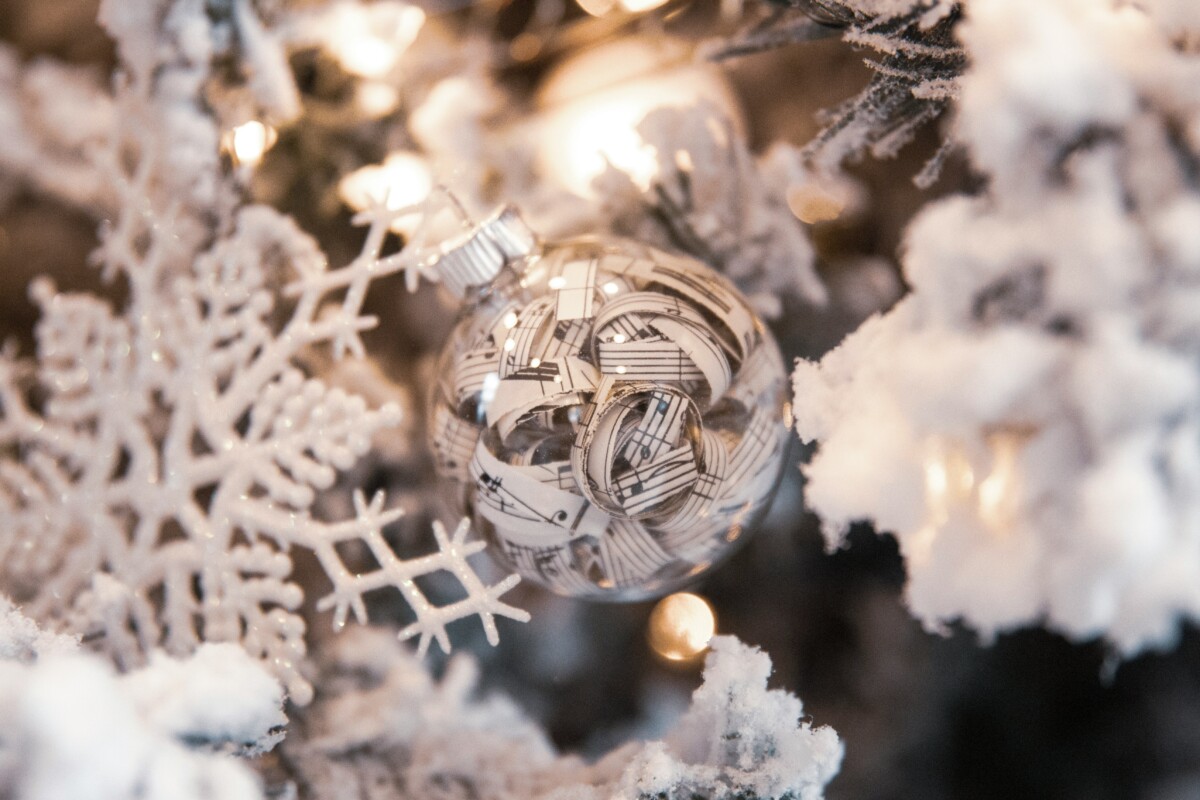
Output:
[338,151,434,234]
[225,120,277,168]
[648,592,716,661]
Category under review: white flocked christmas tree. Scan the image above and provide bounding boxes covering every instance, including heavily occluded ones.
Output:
[1,0,1199,797]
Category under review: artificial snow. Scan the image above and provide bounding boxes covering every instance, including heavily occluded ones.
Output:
[795,0,1200,654]
[0,604,279,800]
[288,629,842,800]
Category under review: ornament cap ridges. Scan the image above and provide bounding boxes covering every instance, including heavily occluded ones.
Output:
[434,205,538,298]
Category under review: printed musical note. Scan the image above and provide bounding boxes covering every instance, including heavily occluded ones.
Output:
[621,258,759,359]
[470,438,608,546]
[542,318,591,360]
[622,390,687,468]
[612,444,698,516]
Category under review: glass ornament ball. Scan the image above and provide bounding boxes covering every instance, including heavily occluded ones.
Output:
[426,208,790,601]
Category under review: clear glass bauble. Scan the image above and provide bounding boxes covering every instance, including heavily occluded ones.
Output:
[428,233,790,601]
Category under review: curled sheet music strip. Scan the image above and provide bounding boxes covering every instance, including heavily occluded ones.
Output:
[470,438,609,546]
[594,291,732,398]
[572,381,701,520]
[498,296,557,378]
[431,403,481,482]
[487,356,599,439]
[554,258,599,321]
[455,346,500,403]
[599,251,761,361]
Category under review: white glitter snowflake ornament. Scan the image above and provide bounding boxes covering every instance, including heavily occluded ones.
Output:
[0,0,533,696]
[0,201,529,703]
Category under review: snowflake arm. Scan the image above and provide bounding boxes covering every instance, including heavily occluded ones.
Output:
[310,505,530,659]
[396,519,530,658]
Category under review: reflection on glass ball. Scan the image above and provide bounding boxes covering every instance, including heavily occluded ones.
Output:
[428,230,789,601]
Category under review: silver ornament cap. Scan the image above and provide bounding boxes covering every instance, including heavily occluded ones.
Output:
[434,206,538,298]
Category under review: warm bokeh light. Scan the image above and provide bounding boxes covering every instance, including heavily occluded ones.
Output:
[509,32,543,62]
[225,120,277,167]
[535,38,742,198]
[913,432,1026,564]
[337,151,433,233]
[574,0,667,15]
[979,432,1024,532]
[647,592,716,661]
[787,184,845,224]
[924,441,975,517]
[326,3,425,78]
[575,0,616,15]
[357,81,401,117]
[619,0,670,12]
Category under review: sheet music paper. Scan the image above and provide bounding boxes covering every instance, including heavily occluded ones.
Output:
[429,243,789,597]
[554,258,599,321]
[593,291,732,398]
[623,390,689,468]
[499,296,556,378]
[598,519,676,587]
[602,252,761,361]
[542,318,591,361]
[431,402,481,481]
[487,356,600,438]
[455,346,499,403]
[470,438,609,544]
[611,444,698,516]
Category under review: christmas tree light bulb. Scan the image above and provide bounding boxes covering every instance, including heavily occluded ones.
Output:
[648,592,716,661]
[575,0,616,15]
[535,37,742,198]
[358,81,402,117]
[338,152,433,233]
[226,121,277,167]
[978,432,1024,533]
[619,0,670,13]
[327,4,425,78]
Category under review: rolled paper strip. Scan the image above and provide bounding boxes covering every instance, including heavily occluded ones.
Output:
[570,380,701,520]
[427,224,789,600]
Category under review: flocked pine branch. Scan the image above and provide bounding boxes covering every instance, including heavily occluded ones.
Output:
[594,104,827,318]
[0,600,284,800]
[285,629,842,800]
[794,0,1200,655]
[709,0,963,184]
[0,46,117,215]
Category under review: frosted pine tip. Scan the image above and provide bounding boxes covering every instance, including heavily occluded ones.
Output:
[647,592,716,662]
